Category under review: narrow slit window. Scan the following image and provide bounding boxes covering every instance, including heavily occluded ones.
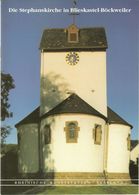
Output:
[17,132,21,145]
[44,125,51,145]
[127,134,130,151]
[93,124,102,145]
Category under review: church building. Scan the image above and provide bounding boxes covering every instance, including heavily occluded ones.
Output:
[15,24,132,184]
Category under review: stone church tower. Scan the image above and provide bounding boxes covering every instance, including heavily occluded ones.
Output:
[40,24,107,116]
[15,24,132,185]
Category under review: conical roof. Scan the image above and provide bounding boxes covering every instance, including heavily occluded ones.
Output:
[15,94,132,129]
[42,93,107,120]
[107,107,132,128]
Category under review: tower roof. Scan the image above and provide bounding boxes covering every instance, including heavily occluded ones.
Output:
[40,27,108,51]
[15,94,132,128]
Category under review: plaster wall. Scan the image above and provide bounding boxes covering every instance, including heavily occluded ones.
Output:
[40,51,107,116]
[107,124,131,173]
[40,114,106,173]
[18,124,39,173]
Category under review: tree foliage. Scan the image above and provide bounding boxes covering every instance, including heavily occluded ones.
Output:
[1,72,15,144]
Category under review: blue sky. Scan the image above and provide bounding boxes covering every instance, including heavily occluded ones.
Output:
[1,0,138,143]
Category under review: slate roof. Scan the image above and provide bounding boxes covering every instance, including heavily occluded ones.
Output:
[15,107,40,128]
[107,107,133,128]
[131,140,139,151]
[40,27,107,51]
[41,94,107,120]
[15,94,132,129]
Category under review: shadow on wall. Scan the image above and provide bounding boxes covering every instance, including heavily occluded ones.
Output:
[41,72,69,114]
[17,118,57,179]
[129,159,139,184]
[42,145,55,181]
[18,127,39,177]
[41,116,56,181]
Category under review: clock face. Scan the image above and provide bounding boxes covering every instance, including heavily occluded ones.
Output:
[66,52,79,65]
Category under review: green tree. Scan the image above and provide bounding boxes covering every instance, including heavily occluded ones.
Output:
[1,72,15,144]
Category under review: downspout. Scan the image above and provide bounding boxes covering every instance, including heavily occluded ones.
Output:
[40,50,45,116]
[38,120,42,176]
[38,50,44,176]
[103,122,109,184]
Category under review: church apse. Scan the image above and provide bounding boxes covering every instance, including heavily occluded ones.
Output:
[17,124,39,175]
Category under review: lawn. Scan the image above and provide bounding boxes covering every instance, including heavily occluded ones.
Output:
[28,186,139,194]
[1,185,138,194]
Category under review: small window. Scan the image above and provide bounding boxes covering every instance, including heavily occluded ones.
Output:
[127,134,130,151]
[70,33,77,42]
[44,125,51,145]
[93,124,102,145]
[67,24,79,43]
[64,121,80,143]
[17,132,21,145]
[68,122,76,139]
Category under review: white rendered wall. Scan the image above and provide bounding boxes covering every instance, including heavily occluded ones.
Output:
[107,124,131,173]
[40,114,106,173]
[18,124,39,173]
[131,145,139,164]
[40,51,107,116]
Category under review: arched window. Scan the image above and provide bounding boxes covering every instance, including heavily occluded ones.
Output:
[93,124,102,145]
[44,125,51,145]
[68,122,76,139]
[64,121,80,143]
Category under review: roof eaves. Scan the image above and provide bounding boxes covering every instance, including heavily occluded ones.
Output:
[108,121,133,129]
[39,47,107,51]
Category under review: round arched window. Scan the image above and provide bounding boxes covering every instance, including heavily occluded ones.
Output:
[68,122,76,139]
[64,121,80,143]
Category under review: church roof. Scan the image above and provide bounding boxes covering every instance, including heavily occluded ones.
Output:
[107,107,133,128]
[15,107,40,128]
[40,27,107,51]
[131,140,139,151]
[15,94,132,129]
[41,93,107,120]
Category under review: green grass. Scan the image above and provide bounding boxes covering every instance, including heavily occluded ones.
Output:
[36,186,139,194]
[2,185,138,194]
